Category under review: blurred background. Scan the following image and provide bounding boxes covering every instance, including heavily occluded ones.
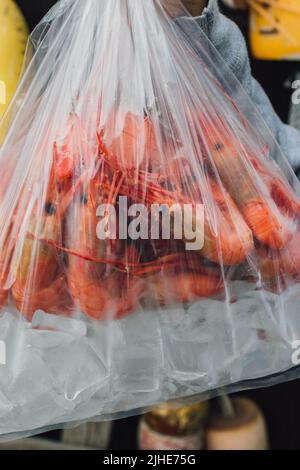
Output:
[0,0,300,450]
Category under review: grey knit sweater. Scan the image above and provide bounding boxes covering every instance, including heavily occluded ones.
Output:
[180,0,300,171]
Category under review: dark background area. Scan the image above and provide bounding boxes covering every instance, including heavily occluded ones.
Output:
[14,0,300,450]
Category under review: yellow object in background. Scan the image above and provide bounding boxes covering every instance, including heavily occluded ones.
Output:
[0,0,28,121]
[249,0,300,60]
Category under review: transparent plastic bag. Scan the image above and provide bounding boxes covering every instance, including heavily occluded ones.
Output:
[1,0,300,440]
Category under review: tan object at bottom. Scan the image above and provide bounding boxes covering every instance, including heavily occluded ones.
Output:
[206,397,269,450]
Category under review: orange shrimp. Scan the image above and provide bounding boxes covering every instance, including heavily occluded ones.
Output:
[76,272,145,320]
[0,271,8,308]
[145,257,223,307]
[54,113,99,181]
[257,230,300,281]
[98,111,161,172]
[0,231,14,308]
[11,178,72,320]
[201,118,295,250]
[66,178,145,320]
[53,114,81,181]
[200,179,254,265]
[249,154,300,220]
[0,161,18,308]
[149,272,223,306]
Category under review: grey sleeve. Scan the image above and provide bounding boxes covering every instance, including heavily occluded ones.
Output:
[179,0,300,170]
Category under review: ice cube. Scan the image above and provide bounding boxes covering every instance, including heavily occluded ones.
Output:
[44,339,109,404]
[279,284,300,343]
[0,312,28,383]
[228,288,292,382]
[111,310,162,393]
[160,303,223,390]
[0,389,13,420]
[0,311,109,435]
[32,311,87,337]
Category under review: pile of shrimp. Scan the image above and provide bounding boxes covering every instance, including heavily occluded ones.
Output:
[1,109,300,321]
